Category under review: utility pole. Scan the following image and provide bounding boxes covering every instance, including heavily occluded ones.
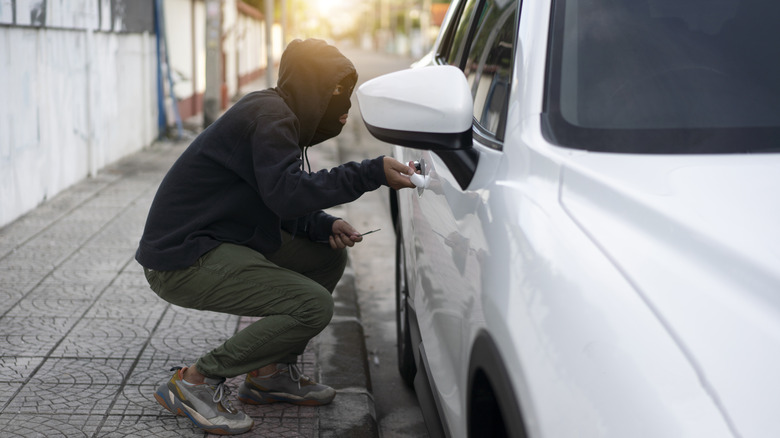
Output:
[281,0,287,48]
[265,0,274,88]
[204,0,222,128]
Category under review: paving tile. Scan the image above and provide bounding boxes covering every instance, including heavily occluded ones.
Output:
[70,316,160,336]
[125,359,180,386]
[237,316,262,331]
[34,221,105,245]
[95,414,204,437]
[0,413,102,437]
[59,248,135,272]
[0,224,49,249]
[145,335,229,363]
[0,287,28,314]
[0,268,52,284]
[6,297,92,317]
[42,269,117,286]
[49,338,147,360]
[81,192,139,209]
[0,281,37,296]
[98,283,161,303]
[25,282,106,301]
[63,205,125,223]
[86,226,143,250]
[0,335,61,357]
[85,296,167,320]
[7,382,121,415]
[0,258,57,272]
[111,384,169,417]
[137,345,195,366]
[0,357,45,382]
[113,269,151,288]
[157,307,240,339]
[0,382,24,407]
[49,319,152,359]
[0,245,73,271]
[0,242,18,260]
[28,358,135,385]
[0,316,78,337]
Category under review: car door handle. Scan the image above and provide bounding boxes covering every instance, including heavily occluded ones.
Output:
[410,173,429,188]
[410,159,430,190]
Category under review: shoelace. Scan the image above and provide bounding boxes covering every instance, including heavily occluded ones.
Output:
[287,363,303,389]
[212,380,240,413]
[212,380,227,403]
[169,366,236,412]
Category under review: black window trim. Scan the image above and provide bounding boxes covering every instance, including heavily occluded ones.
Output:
[435,0,523,151]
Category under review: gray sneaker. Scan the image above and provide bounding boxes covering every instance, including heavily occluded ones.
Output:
[154,367,253,435]
[238,363,336,406]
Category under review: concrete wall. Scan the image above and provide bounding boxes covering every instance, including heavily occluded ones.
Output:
[0,0,274,228]
[0,2,156,228]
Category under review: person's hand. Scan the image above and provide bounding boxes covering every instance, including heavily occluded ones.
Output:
[383,157,416,190]
[329,219,363,249]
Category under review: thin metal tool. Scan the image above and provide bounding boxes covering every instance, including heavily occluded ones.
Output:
[316,228,381,244]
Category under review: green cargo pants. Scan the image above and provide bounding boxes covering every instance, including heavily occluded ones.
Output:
[143,232,346,379]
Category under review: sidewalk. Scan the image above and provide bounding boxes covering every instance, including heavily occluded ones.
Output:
[0,131,376,435]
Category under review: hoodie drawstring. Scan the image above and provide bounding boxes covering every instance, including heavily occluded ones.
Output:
[303,146,312,174]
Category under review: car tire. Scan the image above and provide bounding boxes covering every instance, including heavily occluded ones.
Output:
[395,220,417,387]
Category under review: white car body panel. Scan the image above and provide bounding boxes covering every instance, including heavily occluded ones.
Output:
[560,153,780,437]
[359,0,780,436]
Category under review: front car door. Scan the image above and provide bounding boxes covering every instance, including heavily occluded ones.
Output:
[400,0,520,428]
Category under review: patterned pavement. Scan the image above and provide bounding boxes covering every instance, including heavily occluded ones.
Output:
[0,138,375,437]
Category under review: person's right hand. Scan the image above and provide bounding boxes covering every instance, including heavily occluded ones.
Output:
[383,157,416,190]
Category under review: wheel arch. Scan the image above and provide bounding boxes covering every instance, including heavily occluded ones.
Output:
[468,330,528,438]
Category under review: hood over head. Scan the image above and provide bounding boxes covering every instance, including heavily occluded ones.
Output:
[276,39,358,147]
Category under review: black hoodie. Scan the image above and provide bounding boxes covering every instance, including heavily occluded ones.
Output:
[135,39,387,271]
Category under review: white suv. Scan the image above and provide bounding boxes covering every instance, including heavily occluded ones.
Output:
[357,0,780,437]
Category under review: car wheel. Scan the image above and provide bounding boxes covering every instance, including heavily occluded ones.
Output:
[395,220,416,387]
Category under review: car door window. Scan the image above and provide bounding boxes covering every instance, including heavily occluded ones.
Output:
[444,0,481,66]
[463,0,518,141]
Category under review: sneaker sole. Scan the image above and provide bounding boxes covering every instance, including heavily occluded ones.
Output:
[237,386,335,406]
[155,387,253,435]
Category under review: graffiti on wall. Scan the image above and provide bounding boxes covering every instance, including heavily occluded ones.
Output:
[0,0,152,32]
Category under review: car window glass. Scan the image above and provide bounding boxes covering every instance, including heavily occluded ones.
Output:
[446,0,481,66]
[545,0,780,153]
[463,0,518,139]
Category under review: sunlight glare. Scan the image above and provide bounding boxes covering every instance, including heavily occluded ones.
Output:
[315,0,340,17]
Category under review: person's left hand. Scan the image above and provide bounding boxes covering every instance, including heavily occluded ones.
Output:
[329,219,363,249]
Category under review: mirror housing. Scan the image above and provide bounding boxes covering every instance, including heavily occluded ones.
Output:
[357,65,473,151]
[357,65,479,190]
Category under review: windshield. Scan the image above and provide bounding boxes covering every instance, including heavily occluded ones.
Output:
[544,0,780,153]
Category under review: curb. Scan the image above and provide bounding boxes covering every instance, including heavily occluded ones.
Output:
[317,263,378,437]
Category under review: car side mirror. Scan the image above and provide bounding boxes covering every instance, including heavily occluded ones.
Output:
[356,65,473,151]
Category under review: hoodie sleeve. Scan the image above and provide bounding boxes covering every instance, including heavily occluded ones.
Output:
[249,111,387,220]
[302,210,339,242]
